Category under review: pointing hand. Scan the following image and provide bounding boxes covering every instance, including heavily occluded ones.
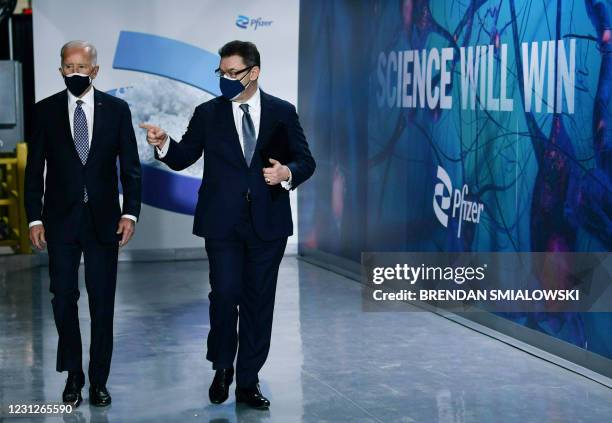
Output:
[139,123,168,148]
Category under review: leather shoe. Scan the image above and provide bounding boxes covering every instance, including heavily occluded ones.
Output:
[235,383,270,409]
[209,367,234,404]
[62,372,85,407]
[89,385,112,407]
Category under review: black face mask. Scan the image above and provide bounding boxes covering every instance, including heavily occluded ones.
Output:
[63,73,92,97]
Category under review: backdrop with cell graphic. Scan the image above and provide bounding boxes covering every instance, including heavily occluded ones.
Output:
[32,0,300,251]
[298,0,612,361]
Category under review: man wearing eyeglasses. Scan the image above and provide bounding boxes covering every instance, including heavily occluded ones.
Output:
[140,40,315,409]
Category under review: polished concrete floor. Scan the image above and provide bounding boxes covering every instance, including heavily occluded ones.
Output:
[1,256,611,422]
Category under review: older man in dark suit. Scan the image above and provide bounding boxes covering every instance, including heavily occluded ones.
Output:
[24,40,141,407]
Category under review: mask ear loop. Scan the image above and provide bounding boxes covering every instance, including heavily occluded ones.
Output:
[239,66,255,90]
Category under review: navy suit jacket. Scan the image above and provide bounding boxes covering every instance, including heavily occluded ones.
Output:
[155,90,315,241]
[24,89,142,244]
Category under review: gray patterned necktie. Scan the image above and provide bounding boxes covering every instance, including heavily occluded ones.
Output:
[240,103,256,166]
[74,99,89,201]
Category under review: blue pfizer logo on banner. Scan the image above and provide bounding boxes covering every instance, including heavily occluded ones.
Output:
[235,14,273,30]
[110,31,220,215]
[236,15,250,29]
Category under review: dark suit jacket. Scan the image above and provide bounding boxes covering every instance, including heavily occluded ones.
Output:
[155,90,315,241]
[24,88,142,244]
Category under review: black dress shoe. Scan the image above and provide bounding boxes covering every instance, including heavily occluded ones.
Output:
[89,385,112,407]
[62,372,85,407]
[209,367,234,404]
[235,383,270,409]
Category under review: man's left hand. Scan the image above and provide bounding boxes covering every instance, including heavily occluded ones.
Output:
[117,218,135,247]
[262,158,290,186]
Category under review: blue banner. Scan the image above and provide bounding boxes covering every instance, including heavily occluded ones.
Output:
[298,0,612,360]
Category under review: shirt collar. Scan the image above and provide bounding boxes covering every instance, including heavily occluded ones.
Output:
[68,86,95,107]
[234,87,260,112]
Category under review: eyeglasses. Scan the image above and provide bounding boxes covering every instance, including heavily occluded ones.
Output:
[214,66,254,79]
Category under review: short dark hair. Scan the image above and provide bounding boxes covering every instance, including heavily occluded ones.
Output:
[218,40,261,68]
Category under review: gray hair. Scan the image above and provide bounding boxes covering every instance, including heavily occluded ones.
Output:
[60,40,98,65]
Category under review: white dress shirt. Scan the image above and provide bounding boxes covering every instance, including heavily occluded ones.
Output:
[156,87,292,189]
[29,87,138,228]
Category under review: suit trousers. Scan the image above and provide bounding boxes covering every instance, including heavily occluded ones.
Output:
[204,199,287,388]
[47,202,119,385]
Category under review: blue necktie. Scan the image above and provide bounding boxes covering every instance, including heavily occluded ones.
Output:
[74,100,89,202]
[240,103,256,166]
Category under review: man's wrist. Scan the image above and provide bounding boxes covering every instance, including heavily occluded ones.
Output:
[159,136,168,149]
[156,136,170,158]
[280,165,293,191]
[121,214,138,223]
